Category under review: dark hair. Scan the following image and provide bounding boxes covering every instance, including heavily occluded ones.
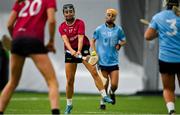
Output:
[17,0,25,3]
[166,0,179,9]
[63,4,75,12]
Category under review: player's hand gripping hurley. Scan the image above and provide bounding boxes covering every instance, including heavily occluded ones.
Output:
[66,50,98,66]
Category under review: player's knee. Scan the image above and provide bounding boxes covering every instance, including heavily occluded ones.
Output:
[163,83,175,91]
[164,86,175,92]
[6,82,18,92]
[67,78,74,86]
[9,79,20,89]
[47,77,59,88]
[90,68,98,77]
[53,80,59,88]
[50,82,59,90]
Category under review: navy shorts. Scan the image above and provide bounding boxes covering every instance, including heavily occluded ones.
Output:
[159,60,180,74]
[65,45,90,63]
[11,38,48,57]
[98,65,119,72]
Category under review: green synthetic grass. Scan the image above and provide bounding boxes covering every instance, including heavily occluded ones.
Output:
[3,92,180,114]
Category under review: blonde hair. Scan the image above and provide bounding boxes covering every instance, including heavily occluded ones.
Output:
[106,8,118,16]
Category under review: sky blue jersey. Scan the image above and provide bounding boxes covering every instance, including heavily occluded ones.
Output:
[149,10,180,63]
[93,24,126,66]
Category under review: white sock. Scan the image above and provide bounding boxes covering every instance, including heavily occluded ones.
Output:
[100,89,107,97]
[67,99,72,106]
[166,102,175,113]
[100,98,105,105]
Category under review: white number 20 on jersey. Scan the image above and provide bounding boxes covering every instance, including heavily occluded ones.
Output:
[19,0,42,17]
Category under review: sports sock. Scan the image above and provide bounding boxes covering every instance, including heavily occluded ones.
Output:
[100,98,105,105]
[100,89,107,97]
[166,102,175,113]
[51,109,60,115]
[67,99,72,106]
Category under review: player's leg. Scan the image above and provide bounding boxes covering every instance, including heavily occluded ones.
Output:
[83,61,113,104]
[98,68,109,89]
[159,60,178,115]
[64,63,77,114]
[83,62,104,90]
[109,70,119,105]
[65,63,77,97]
[65,63,77,99]
[31,54,60,114]
[0,54,25,113]
[80,46,105,91]
[161,73,176,115]
[98,70,109,110]
[63,51,78,114]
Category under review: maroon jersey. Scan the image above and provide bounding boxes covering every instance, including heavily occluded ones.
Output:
[59,19,90,50]
[12,0,57,42]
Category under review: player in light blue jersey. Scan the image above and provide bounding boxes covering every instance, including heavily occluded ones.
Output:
[145,0,180,114]
[91,8,126,110]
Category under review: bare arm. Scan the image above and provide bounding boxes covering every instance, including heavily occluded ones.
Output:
[46,8,56,53]
[47,8,56,43]
[144,28,158,41]
[90,38,96,51]
[61,35,76,56]
[77,35,84,54]
[119,40,126,46]
[7,11,17,37]
[115,40,126,50]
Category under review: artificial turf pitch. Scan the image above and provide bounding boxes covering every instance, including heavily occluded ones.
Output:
[3,92,180,114]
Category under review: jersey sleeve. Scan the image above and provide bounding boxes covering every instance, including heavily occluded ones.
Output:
[59,24,66,36]
[118,26,126,41]
[12,1,21,13]
[78,20,85,35]
[149,16,158,30]
[93,26,100,40]
[93,30,98,40]
[46,0,57,11]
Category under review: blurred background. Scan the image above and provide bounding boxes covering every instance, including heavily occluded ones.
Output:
[0,0,179,95]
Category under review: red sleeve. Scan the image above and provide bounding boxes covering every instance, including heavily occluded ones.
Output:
[78,20,85,35]
[46,0,57,11]
[59,23,66,36]
[12,1,21,13]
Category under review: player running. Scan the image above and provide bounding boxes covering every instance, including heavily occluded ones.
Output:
[91,8,126,110]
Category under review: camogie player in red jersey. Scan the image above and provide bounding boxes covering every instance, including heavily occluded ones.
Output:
[59,4,113,114]
[0,0,60,114]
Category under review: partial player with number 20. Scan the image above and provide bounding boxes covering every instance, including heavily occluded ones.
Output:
[0,0,60,114]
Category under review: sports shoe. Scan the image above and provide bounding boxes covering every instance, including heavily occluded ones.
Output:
[99,104,106,110]
[64,105,73,114]
[109,90,116,105]
[169,110,175,115]
[110,93,116,105]
[103,96,113,103]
